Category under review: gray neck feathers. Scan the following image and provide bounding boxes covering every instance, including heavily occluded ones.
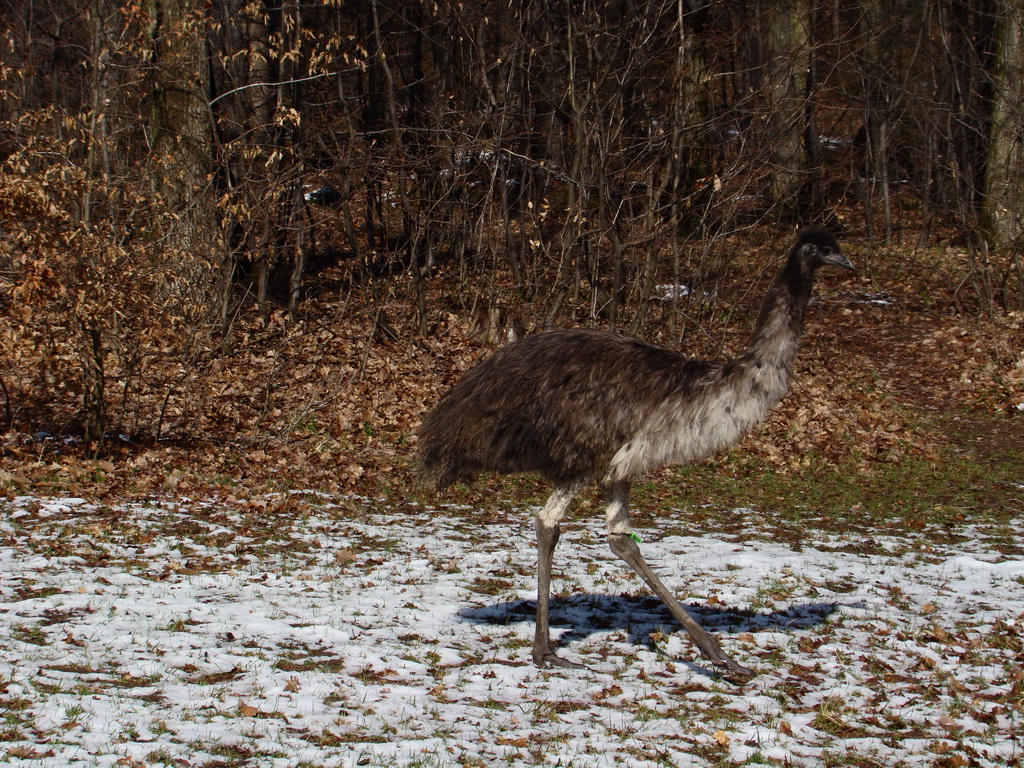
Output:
[605,260,816,482]
[741,264,813,376]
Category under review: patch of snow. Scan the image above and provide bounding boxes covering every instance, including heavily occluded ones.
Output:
[1,495,1022,767]
[655,284,694,301]
[820,136,852,150]
[654,285,716,302]
[841,290,896,306]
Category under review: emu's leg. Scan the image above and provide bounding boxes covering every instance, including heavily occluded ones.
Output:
[604,482,755,683]
[533,484,582,668]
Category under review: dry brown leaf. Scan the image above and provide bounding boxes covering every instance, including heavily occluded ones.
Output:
[238,700,260,717]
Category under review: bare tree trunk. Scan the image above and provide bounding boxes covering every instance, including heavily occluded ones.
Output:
[81,324,105,444]
[764,0,813,209]
[984,0,1024,310]
[146,0,213,256]
[78,0,116,442]
[288,182,307,322]
[859,0,896,244]
[283,0,308,323]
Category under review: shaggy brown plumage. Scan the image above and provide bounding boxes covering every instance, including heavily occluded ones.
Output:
[418,229,852,682]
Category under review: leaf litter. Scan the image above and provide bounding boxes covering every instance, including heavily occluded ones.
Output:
[1,493,1023,767]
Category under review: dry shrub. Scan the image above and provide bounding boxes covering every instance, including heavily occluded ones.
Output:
[0,109,217,441]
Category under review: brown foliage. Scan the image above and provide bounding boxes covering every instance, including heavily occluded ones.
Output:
[0,0,1021,499]
[0,110,217,440]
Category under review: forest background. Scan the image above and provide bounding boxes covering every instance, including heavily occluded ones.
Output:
[0,0,1021,505]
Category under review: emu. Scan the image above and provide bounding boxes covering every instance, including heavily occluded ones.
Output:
[417,229,853,682]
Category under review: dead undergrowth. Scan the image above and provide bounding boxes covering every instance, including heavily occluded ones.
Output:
[0,228,1021,517]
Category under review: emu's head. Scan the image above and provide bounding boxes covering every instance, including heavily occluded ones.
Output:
[793,228,854,273]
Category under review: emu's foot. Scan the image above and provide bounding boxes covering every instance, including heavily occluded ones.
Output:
[532,647,587,670]
[712,657,756,685]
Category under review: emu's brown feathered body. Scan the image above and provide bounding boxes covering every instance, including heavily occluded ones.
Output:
[417,229,852,682]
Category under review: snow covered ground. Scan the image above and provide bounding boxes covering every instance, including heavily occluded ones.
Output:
[1,493,1022,767]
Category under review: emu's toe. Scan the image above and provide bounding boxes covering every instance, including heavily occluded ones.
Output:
[715,658,756,685]
[533,648,587,670]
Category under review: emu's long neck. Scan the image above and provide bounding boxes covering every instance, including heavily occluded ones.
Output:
[606,257,819,483]
[738,260,815,393]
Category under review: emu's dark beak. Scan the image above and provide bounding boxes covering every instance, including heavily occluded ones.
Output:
[823,250,855,271]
